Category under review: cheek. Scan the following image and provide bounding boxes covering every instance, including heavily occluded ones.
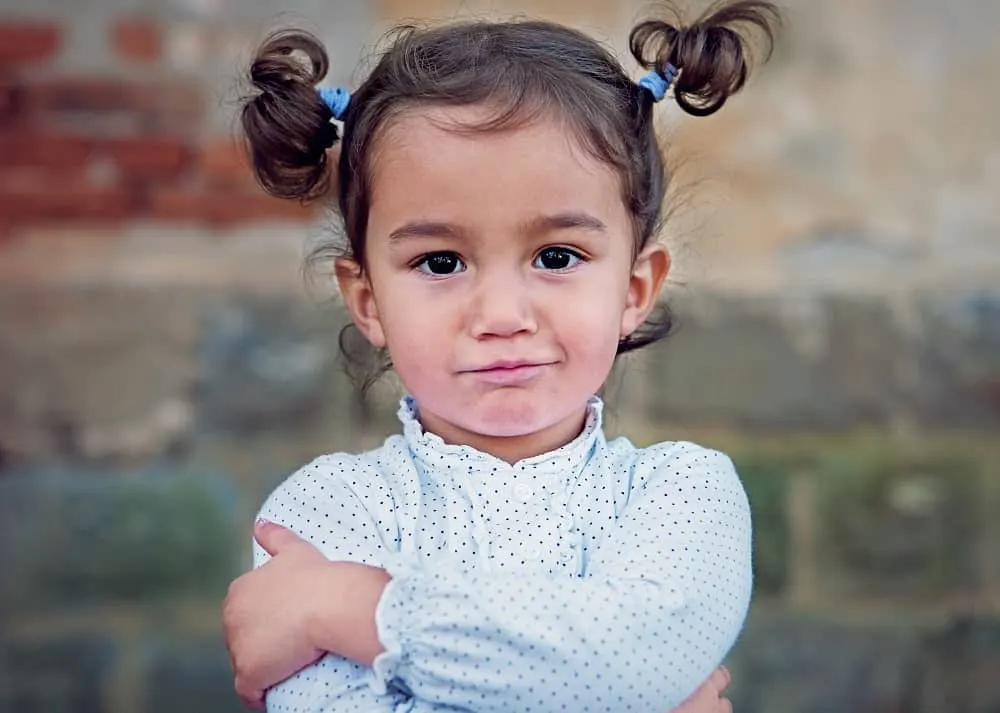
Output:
[561,330,620,401]
[557,294,625,372]
[378,302,450,383]
[580,321,623,364]
[386,334,442,396]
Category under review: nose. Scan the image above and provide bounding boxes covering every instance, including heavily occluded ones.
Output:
[468,269,537,339]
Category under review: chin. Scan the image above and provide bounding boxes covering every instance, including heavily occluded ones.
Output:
[461,394,563,438]
[468,417,549,439]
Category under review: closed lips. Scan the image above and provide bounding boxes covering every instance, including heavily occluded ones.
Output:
[467,360,553,372]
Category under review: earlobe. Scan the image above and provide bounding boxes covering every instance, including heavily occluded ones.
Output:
[334,258,386,348]
[620,243,671,338]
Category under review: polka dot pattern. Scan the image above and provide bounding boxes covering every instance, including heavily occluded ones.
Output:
[254,396,753,712]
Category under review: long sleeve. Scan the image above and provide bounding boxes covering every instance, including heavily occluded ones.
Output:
[371,444,752,713]
[252,456,468,713]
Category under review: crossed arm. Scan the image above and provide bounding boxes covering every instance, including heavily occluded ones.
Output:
[223,446,752,712]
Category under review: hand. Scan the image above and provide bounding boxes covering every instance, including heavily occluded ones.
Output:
[223,521,391,711]
[222,521,330,710]
[671,666,732,713]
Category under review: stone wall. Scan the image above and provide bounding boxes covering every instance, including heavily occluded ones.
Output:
[2,279,997,713]
[1,1,998,712]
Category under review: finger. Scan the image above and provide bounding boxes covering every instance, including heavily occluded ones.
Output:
[254,519,304,556]
[235,678,266,711]
[708,665,730,693]
[239,693,265,711]
[720,696,732,713]
[719,664,731,689]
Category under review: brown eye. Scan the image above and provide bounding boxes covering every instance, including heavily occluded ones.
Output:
[416,252,465,275]
[533,247,582,271]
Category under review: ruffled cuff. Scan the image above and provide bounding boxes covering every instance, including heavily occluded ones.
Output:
[368,554,422,694]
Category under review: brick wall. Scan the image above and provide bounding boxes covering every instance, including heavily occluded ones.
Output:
[0,17,323,240]
[0,1,998,712]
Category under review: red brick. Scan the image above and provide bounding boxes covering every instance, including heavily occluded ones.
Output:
[200,138,254,186]
[149,187,318,226]
[26,77,205,128]
[0,170,135,224]
[0,76,23,124]
[112,18,162,63]
[0,165,91,187]
[0,22,61,67]
[30,77,139,114]
[0,132,95,168]
[243,193,321,223]
[103,136,193,179]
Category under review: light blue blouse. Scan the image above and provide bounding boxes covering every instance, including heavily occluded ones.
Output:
[254,395,753,713]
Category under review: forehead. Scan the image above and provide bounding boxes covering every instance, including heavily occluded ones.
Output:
[367,104,626,228]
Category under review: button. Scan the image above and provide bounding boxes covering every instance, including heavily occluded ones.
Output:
[512,483,534,503]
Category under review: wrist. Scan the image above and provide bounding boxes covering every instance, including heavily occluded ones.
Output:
[305,562,347,653]
[307,561,391,667]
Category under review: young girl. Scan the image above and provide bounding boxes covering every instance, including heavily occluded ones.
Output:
[223,2,779,711]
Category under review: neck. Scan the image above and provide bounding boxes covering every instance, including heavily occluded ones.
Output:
[417,406,589,465]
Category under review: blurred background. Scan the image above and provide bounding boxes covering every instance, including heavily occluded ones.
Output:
[0,0,997,711]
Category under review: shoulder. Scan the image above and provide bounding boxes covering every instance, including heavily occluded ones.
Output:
[633,440,738,483]
[605,436,745,506]
[256,439,414,559]
[261,451,372,508]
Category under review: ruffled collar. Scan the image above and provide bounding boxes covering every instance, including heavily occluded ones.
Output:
[397,395,604,477]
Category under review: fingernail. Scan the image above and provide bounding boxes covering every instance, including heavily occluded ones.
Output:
[255,518,271,528]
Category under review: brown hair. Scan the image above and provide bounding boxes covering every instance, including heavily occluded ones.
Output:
[241,1,780,390]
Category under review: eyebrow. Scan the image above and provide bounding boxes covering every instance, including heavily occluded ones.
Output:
[388,221,463,243]
[523,212,607,236]
[387,212,607,243]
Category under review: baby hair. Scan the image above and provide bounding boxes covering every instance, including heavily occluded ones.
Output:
[240,1,779,388]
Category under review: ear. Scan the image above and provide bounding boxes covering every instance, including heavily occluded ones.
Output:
[334,258,386,348]
[620,242,671,339]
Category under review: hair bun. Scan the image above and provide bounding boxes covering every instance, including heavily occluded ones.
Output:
[241,29,338,201]
[630,0,780,116]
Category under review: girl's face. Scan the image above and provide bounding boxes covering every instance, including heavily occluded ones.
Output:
[337,106,669,462]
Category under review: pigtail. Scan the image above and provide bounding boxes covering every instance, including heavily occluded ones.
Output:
[241,30,339,201]
[629,0,780,116]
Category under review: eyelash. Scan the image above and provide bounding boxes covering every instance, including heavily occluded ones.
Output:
[533,246,586,271]
[411,252,466,277]
[411,247,588,277]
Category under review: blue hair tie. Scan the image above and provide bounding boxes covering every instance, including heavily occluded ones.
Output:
[638,64,678,102]
[318,86,351,120]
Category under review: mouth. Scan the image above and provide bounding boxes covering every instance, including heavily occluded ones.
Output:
[472,360,551,372]
[462,360,555,385]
